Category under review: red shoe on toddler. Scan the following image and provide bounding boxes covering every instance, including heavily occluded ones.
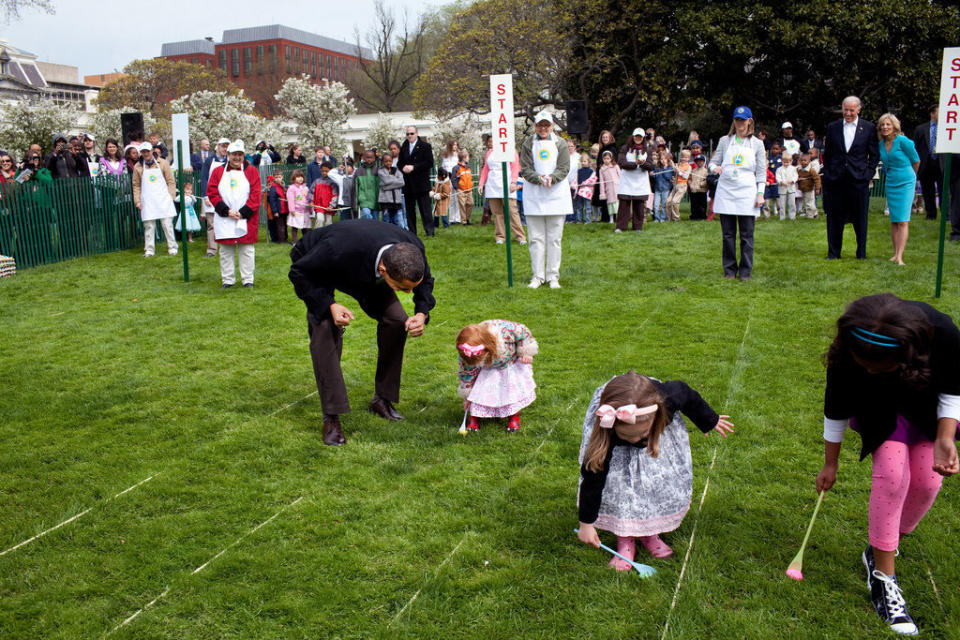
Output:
[507,414,521,432]
[467,415,480,431]
[638,534,673,558]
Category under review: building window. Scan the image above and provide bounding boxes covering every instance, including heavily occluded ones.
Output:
[257,45,264,62]
[285,45,291,60]
[294,47,299,61]
[219,49,227,71]
[268,44,277,73]
[231,48,239,77]
[243,47,251,74]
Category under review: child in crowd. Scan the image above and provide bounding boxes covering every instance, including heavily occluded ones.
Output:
[286,169,311,243]
[309,161,339,228]
[763,167,779,219]
[796,152,821,218]
[340,160,356,221]
[598,150,621,224]
[432,167,452,229]
[776,152,798,220]
[577,371,733,567]
[687,154,709,220]
[574,154,597,223]
[173,181,201,242]
[354,149,380,221]
[651,151,675,222]
[666,149,692,221]
[457,319,538,433]
[377,152,406,228]
[266,172,289,243]
[455,150,474,225]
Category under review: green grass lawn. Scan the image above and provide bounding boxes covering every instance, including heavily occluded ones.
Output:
[2,204,959,639]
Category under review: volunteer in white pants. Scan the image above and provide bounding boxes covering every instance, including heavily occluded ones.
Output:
[519,111,572,289]
[206,140,262,289]
[200,138,230,257]
[709,106,767,281]
[132,141,178,257]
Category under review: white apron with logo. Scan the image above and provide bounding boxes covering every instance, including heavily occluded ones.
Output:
[618,148,651,197]
[483,153,516,199]
[140,165,176,221]
[523,136,573,216]
[203,158,226,214]
[214,169,250,240]
[712,137,760,216]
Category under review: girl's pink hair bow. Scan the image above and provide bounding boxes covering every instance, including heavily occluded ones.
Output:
[596,403,658,428]
[458,343,486,357]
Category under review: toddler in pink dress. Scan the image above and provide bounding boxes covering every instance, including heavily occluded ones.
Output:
[456,319,538,432]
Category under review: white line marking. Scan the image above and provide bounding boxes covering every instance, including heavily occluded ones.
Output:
[925,567,944,611]
[1,474,158,557]
[107,496,304,635]
[50,311,65,317]
[268,391,317,416]
[661,309,753,639]
[390,533,468,626]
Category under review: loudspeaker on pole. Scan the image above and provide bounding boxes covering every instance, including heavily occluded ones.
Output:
[120,113,144,145]
[565,100,588,134]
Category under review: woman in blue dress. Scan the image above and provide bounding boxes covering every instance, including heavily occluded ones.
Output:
[878,113,920,265]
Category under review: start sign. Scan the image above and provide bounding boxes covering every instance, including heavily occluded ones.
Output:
[936,47,960,153]
[489,73,515,161]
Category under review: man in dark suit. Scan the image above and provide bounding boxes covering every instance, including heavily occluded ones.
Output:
[913,106,942,220]
[288,219,436,446]
[821,96,880,259]
[190,138,211,173]
[398,126,435,236]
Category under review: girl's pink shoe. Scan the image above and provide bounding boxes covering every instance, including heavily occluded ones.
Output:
[507,414,520,432]
[608,536,636,571]
[638,534,673,558]
[467,415,480,431]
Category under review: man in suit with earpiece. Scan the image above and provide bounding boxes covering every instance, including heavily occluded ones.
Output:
[822,96,880,260]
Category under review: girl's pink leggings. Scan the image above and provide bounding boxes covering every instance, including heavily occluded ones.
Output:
[869,440,943,551]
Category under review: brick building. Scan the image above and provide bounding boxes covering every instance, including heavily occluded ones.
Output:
[159,25,371,114]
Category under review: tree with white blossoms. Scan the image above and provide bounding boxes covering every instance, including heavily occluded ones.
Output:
[0,97,79,158]
[274,76,355,152]
[362,113,400,152]
[431,113,485,165]
[90,106,157,148]
[168,90,278,150]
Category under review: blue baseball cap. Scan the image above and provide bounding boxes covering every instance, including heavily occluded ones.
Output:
[733,106,752,120]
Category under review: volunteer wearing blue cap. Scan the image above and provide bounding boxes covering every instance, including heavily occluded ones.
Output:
[709,106,766,280]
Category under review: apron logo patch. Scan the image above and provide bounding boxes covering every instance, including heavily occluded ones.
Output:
[538,149,551,161]
[230,178,238,188]
[148,174,157,182]
[733,153,745,166]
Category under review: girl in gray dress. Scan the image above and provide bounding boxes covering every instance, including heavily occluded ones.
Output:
[577,372,734,569]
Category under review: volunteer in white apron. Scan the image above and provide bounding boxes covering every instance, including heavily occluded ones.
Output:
[132,142,178,257]
[519,111,572,289]
[206,140,261,289]
[478,136,526,245]
[709,106,767,280]
[200,138,230,258]
[616,127,655,232]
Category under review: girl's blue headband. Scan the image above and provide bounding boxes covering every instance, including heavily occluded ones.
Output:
[850,327,899,348]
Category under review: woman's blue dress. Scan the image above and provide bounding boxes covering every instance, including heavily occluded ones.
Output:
[879,134,920,223]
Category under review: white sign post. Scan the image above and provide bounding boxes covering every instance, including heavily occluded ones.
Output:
[489,73,516,286]
[934,48,960,297]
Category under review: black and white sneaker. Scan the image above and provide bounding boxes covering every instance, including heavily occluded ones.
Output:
[863,545,900,589]
[868,569,918,636]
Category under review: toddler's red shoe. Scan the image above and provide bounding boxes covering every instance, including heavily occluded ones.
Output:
[467,415,480,431]
[507,414,520,432]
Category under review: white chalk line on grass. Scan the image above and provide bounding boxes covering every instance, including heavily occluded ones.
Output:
[107,495,304,635]
[268,390,318,417]
[389,532,468,627]
[0,473,159,557]
[660,309,754,640]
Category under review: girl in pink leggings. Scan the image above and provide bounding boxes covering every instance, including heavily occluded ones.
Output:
[816,293,960,636]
